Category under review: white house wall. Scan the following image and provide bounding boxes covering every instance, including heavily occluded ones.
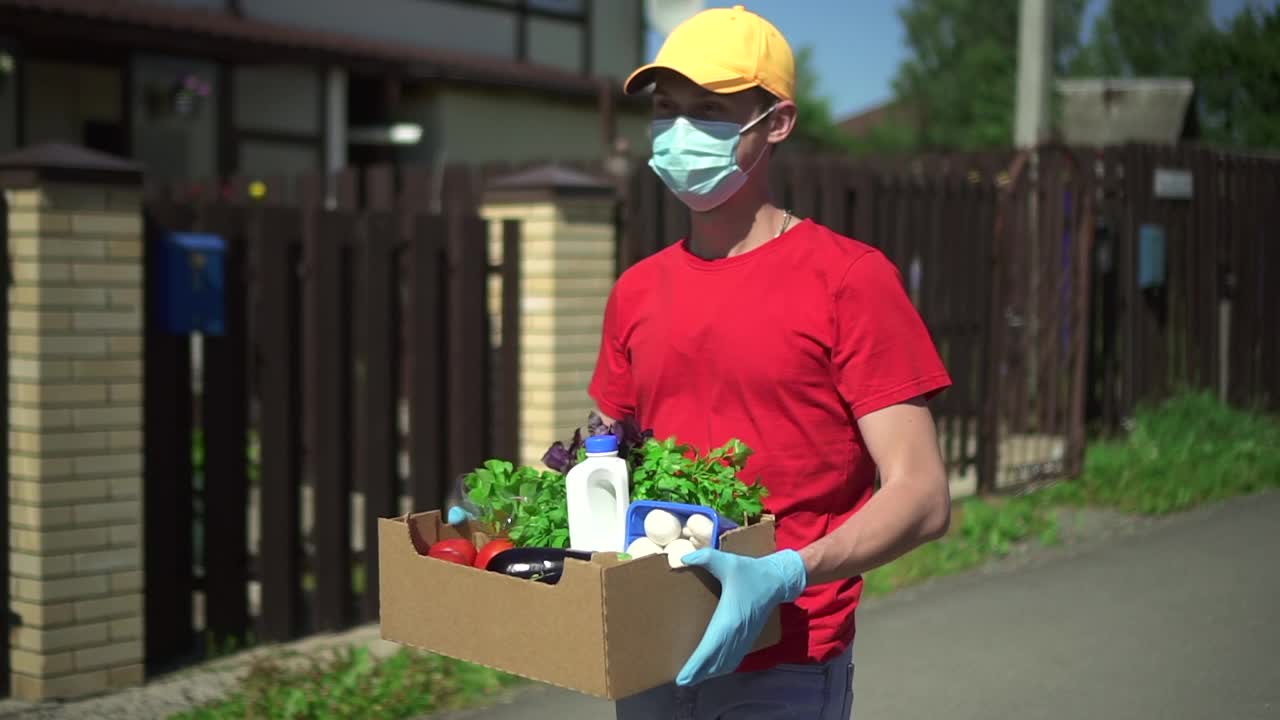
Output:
[237,139,320,177]
[154,0,225,8]
[143,0,642,76]
[244,0,520,60]
[233,64,321,135]
[590,0,642,79]
[527,16,582,73]
[409,86,647,165]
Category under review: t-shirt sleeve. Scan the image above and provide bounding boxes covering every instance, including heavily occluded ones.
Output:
[588,284,636,421]
[832,250,952,418]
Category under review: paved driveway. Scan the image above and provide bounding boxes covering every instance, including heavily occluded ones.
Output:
[429,490,1280,720]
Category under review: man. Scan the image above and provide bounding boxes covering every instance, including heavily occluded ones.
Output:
[593,5,953,718]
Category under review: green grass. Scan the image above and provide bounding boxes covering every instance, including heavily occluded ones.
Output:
[1042,390,1280,515]
[168,646,521,720]
[863,492,1058,597]
[865,389,1280,597]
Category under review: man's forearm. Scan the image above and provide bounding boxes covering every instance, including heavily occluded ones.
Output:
[797,475,950,587]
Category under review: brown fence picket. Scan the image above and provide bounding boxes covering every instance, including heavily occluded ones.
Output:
[790,159,818,221]
[1267,164,1280,409]
[143,201,198,671]
[446,214,492,485]
[366,166,396,211]
[497,219,523,465]
[409,214,446,509]
[359,211,400,622]
[1067,161,1093,476]
[304,208,355,631]
[252,207,303,643]
[819,159,845,232]
[195,203,251,647]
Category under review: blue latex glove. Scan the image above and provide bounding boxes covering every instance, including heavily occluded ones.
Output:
[676,547,808,686]
[445,505,475,525]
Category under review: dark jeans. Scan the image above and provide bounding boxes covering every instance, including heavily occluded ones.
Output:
[615,645,855,719]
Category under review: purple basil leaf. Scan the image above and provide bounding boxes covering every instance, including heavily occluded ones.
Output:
[587,411,609,437]
[611,415,653,458]
[542,441,572,473]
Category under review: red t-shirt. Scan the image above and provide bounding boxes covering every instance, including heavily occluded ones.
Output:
[588,218,952,671]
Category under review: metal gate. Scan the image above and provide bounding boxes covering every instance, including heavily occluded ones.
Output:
[983,146,1094,493]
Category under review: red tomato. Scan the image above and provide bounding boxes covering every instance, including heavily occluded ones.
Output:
[474,538,515,569]
[427,538,477,566]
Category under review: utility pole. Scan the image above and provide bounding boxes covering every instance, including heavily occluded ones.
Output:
[1014,0,1052,148]
[1013,0,1053,437]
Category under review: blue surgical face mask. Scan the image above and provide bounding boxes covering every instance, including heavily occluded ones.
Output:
[648,105,776,212]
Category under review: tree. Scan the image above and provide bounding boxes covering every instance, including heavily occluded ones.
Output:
[787,45,858,154]
[1070,0,1214,77]
[888,0,1088,151]
[1073,0,1280,150]
[1193,5,1280,148]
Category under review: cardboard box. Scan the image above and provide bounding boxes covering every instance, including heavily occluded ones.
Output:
[377,510,781,700]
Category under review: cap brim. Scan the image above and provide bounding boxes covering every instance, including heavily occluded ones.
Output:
[623,62,761,96]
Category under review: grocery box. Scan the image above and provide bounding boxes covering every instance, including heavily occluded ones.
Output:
[377,509,781,700]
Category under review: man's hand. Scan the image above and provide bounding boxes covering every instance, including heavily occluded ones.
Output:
[676,547,808,686]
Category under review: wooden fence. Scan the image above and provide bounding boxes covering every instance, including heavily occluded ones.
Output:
[141,169,520,672]
[620,150,1036,492]
[133,141,1278,673]
[619,142,1279,493]
[1088,145,1280,425]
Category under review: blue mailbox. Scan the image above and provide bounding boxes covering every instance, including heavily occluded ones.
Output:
[156,232,226,336]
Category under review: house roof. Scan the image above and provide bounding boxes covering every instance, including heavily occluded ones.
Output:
[1056,77,1197,146]
[0,142,143,185]
[0,0,622,99]
[837,99,918,139]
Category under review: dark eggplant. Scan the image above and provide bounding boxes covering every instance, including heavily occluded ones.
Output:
[484,547,594,584]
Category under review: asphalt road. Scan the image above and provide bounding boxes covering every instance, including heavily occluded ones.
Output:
[432,490,1280,720]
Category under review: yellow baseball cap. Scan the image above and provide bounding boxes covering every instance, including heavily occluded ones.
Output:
[624,4,795,101]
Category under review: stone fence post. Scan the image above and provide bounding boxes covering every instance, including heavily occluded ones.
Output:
[1,144,147,700]
[480,165,618,469]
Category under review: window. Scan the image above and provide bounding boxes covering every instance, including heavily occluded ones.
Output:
[527,0,585,17]
[437,0,590,72]
[0,42,16,153]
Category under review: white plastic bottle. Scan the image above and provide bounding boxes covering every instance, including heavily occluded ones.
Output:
[565,434,631,553]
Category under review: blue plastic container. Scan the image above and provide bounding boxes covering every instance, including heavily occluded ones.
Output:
[624,500,738,552]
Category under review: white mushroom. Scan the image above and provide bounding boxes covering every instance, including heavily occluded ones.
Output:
[644,509,683,546]
[665,538,697,568]
[626,536,663,558]
[685,513,715,548]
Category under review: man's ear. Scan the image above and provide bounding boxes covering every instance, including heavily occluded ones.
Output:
[767,100,798,145]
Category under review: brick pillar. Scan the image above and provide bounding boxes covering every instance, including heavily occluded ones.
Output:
[1,144,146,700]
[481,165,618,468]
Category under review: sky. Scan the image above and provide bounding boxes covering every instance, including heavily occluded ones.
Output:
[644,0,1274,123]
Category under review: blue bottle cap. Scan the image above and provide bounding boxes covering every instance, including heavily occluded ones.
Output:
[584,434,618,453]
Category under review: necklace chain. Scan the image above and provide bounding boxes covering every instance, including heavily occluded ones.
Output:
[776,209,793,238]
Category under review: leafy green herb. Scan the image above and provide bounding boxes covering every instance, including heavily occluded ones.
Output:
[464,414,769,548]
[629,436,768,525]
[461,461,569,548]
